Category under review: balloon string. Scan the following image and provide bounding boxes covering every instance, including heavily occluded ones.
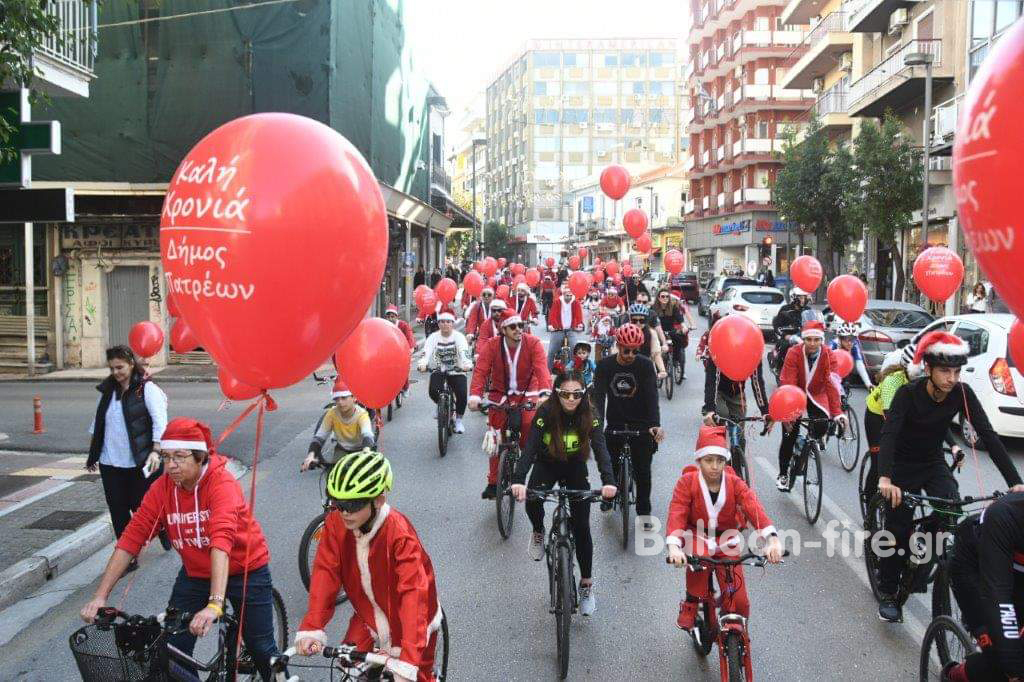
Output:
[234,393,266,677]
[960,389,986,499]
[215,393,270,448]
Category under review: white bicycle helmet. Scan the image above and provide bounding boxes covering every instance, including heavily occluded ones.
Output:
[836,322,860,337]
[789,287,809,301]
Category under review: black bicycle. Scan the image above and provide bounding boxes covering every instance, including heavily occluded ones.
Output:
[672,328,688,385]
[713,415,769,487]
[526,488,603,680]
[784,417,828,525]
[918,615,976,680]
[298,454,349,605]
[483,399,535,540]
[606,428,641,551]
[829,392,861,473]
[70,600,288,682]
[858,445,964,524]
[661,347,675,400]
[432,370,458,458]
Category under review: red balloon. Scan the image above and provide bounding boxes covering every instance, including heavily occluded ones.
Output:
[513,274,527,286]
[482,257,498,277]
[463,271,484,298]
[545,257,555,268]
[218,367,261,401]
[635,233,653,254]
[611,273,623,285]
[128,321,164,358]
[595,257,602,265]
[568,255,581,270]
[605,261,620,276]
[593,269,605,283]
[954,20,1024,319]
[622,264,634,278]
[665,249,685,275]
[487,276,497,288]
[623,209,649,238]
[833,349,855,378]
[568,271,590,299]
[708,315,765,381]
[577,247,588,261]
[1010,319,1024,369]
[525,268,541,288]
[170,318,200,354]
[511,262,525,276]
[913,246,965,303]
[335,318,411,409]
[827,275,869,323]
[497,257,507,268]
[496,284,510,300]
[473,261,484,273]
[600,164,631,200]
[790,255,823,293]
[417,289,438,314]
[435,277,457,304]
[768,385,807,423]
[166,294,181,319]
[160,113,387,389]
[414,284,432,308]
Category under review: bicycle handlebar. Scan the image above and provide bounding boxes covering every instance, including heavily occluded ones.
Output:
[665,549,791,568]
[479,399,537,412]
[606,428,645,438]
[900,490,1003,510]
[525,488,604,503]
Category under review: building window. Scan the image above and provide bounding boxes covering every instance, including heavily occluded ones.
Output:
[619,108,634,124]
[754,16,770,31]
[534,52,561,67]
[593,137,620,152]
[632,81,646,95]
[649,81,675,96]
[600,52,619,67]
[534,109,559,124]
[594,108,617,124]
[563,52,590,67]
[563,82,590,95]
[649,109,664,123]
[564,165,588,179]
[562,109,589,124]
[563,137,588,152]
[969,1,1023,81]
[534,137,559,152]
[757,121,769,138]
[621,52,646,66]
[649,51,675,67]
[535,163,559,179]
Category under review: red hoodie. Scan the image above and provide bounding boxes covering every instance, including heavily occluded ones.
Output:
[116,454,270,578]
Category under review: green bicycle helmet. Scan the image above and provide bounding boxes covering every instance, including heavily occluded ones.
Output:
[326,449,393,500]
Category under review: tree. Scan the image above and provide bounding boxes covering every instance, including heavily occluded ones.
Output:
[446,230,474,263]
[482,222,514,261]
[849,112,923,300]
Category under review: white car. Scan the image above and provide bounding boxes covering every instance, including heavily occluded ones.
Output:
[709,285,785,334]
[912,314,1024,439]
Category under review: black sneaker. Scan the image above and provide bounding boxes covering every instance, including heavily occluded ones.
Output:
[123,558,139,576]
[481,484,497,500]
[599,500,612,512]
[878,594,902,623]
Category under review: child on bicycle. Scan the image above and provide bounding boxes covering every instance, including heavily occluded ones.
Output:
[666,425,783,631]
[303,377,375,471]
[571,341,596,387]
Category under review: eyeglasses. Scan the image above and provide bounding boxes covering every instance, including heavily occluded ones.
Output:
[331,498,371,514]
[557,389,585,399]
[630,317,646,323]
[619,348,639,356]
[159,452,194,465]
[504,323,524,330]
[482,293,493,298]
[658,294,669,299]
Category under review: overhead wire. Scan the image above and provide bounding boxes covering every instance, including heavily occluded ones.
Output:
[70,0,303,32]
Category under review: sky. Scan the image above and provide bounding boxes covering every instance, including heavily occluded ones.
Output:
[405,0,690,117]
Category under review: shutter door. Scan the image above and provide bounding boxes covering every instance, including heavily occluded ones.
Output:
[105,266,149,349]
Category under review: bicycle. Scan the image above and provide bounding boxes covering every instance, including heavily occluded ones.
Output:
[712,415,770,488]
[783,417,829,525]
[268,612,449,681]
[918,615,977,680]
[551,331,572,373]
[432,369,458,458]
[666,550,788,682]
[526,488,603,680]
[863,490,1002,626]
[312,372,382,443]
[297,454,349,605]
[70,599,289,682]
[661,346,675,400]
[858,445,964,524]
[606,428,641,551]
[672,328,688,385]
[828,390,861,473]
[482,399,535,540]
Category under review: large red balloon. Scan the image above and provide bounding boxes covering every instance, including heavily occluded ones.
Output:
[482,257,498,277]
[336,318,411,409]
[417,289,438,315]
[635,233,653,254]
[545,256,555,268]
[833,349,854,378]
[593,269,605,283]
[790,255,823,293]
[623,209,649,238]
[218,368,261,401]
[708,315,764,381]
[568,271,590,299]
[170,318,200,354]
[166,294,181,319]
[827,275,869,322]
[1010,319,1024,369]
[510,262,525,276]
[463,271,484,298]
[954,20,1024,319]
[525,268,541,288]
[128,321,164,358]
[473,261,484,273]
[513,274,527,286]
[611,273,623,286]
[497,258,507,269]
[496,284,511,301]
[159,113,386,389]
[577,247,588,262]
[665,249,685,275]
[605,260,620,276]
[414,284,432,308]
[435,277,457,304]
[913,246,965,303]
[622,264,634,278]
[600,164,631,200]
[568,255,581,270]
[768,385,807,422]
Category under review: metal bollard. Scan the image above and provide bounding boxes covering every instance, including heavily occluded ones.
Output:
[33,395,45,434]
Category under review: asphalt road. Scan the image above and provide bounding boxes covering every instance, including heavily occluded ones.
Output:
[2,324,1022,681]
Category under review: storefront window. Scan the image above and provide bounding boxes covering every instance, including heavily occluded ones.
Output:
[0,224,47,316]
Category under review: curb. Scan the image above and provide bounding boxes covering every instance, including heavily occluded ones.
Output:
[0,375,218,384]
[0,457,250,613]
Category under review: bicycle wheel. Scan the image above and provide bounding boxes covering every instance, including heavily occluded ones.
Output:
[835,407,859,472]
[692,600,714,657]
[663,356,674,400]
[495,446,517,539]
[919,615,974,680]
[863,494,886,601]
[437,395,449,458]
[858,452,873,522]
[725,631,745,682]
[233,587,289,679]
[618,455,633,551]
[555,544,573,680]
[673,351,685,384]
[732,446,751,487]
[298,513,348,604]
[931,561,961,634]
[802,441,823,524]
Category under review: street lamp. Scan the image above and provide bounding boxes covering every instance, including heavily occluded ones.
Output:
[471,137,487,256]
[905,50,934,249]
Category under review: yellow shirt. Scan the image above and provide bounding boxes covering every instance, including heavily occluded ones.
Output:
[313,406,374,456]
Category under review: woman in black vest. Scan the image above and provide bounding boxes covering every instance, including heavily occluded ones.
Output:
[87,346,168,557]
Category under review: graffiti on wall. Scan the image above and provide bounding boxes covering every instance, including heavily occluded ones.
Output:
[62,258,80,343]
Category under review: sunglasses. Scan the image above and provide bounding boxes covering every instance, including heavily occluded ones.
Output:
[159,452,194,465]
[557,389,585,399]
[504,323,525,330]
[620,348,639,356]
[482,293,493,297]
[331,498,371,514]
[658,294,669,299]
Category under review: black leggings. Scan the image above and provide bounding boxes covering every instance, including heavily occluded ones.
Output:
[525,459,595,580]
[99,463,156,539]
[863,409,884,500]
[778,403,829,474]
[428,372,467,415]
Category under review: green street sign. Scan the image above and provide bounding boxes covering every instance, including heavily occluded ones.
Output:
[0,88,61,188]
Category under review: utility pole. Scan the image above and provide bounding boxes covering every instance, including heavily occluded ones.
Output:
[906,50,934,250]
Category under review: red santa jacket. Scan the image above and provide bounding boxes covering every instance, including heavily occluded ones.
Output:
[547,297,584,331]
[297,505,442,682]
[477,317,499,344]
[469,334,552,402]
[464,300,491,336]
[512,294,538,324]
[665,465,776,555]
[780,342,842,416]
[396,320,415,350]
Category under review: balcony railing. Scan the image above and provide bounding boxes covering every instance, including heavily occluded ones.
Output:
[38,0,97,75]
[734,187,772,204]
[849,39,943,111]
[931,94,962,147]
[431,164,451,195]
[732,138,785,155]
[815,85,849,116]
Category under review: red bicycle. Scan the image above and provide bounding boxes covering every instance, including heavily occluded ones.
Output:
[667,550,787,682]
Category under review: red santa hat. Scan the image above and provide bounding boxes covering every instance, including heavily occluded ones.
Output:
[489,298,507,310]
[801,319,825,339]
[482,286,495,295]
[694,424,730,461]
[914,331,968,365]
[500,310,523,327]
[437,312,456,322]
[332,376,353,399]
[384,305,399,315]
[160,417,214,452]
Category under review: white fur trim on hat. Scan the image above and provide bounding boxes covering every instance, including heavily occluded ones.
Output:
[489,299,507,309]
[500,314,523,327]
[332,389,353,398]
[437,312,456,322]
[160,439,208,451]
[695,445,731,461]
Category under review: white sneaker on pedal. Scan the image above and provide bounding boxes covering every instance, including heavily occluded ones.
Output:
[529,532,544,561]
[454,417,465,434]
[776,474,790,492]
[579,582,596,616]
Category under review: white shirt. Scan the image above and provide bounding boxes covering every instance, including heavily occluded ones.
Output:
[560,298,573,329]
[89,382,168,468]
[420,330,471,372]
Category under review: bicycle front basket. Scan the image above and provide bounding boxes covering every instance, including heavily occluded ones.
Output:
[69,621,167,682]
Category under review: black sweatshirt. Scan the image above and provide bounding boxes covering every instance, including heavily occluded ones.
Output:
[977,493,1024,676]
[878,377,1021,485]
[513,402,615,486]
[591,354,660,430]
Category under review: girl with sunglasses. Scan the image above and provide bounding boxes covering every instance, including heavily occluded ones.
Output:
[511,372,617,616]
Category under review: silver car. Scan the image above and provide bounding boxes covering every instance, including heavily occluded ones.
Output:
[821,299,934,379]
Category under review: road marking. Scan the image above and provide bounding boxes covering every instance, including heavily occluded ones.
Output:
[754,456,929,642]
[0,481,73,519]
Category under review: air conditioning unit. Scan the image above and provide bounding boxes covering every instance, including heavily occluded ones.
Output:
[888,8,908,35]
[840,51,853,73]
[812,77,825,93]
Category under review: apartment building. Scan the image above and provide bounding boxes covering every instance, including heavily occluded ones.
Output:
[683,0,815,282]
[448,96,488,231]
[485,38,688,264]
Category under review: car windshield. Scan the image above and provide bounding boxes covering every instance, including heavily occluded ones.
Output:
[741,291,783,304]
[863,308,933,329]
[723,278,757,289]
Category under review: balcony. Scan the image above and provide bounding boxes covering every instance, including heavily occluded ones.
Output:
[431,164,452,196]
[732,138,786,155]
[780,12,855,90]
[930,94,962,152]
[685,198,696,215]
[847,0,919,33]
[696,29,807,80]
[733,187,773,204]
[848,39,953,117]
[30,0,97,97]
[684,154,696,172]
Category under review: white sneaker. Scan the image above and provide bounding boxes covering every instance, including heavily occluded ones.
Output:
[529,532,544,561]
[776,474,790,492]
[454,417,465,434]
[579,582,596,616]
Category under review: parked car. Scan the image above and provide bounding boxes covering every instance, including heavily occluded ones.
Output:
[908,314,1024,440]
[668,271,700,303]
[699,275,758,316]
[818,299,934,380]
[710,285,785,335]
[642,271,668,293]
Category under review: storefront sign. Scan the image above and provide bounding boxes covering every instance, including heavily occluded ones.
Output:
[582,196,594,214]
[663,230,684,248]
[61,224,159,250]
[754,219,797,232]
[712,220,750,236]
